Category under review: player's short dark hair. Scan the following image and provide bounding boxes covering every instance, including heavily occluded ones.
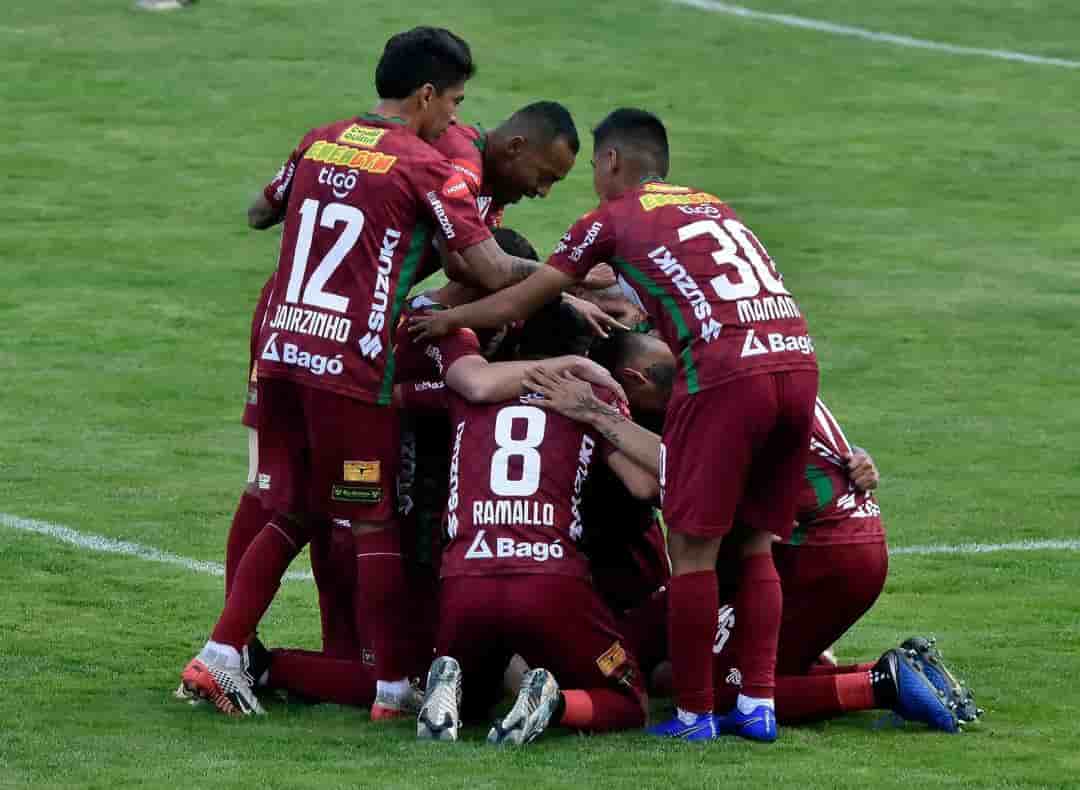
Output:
[492,227,539,261]
[514,300,592,361]
[589,328,654,373]
[592,108,669,177]
[504,101,580,155]
[375,27,475,99]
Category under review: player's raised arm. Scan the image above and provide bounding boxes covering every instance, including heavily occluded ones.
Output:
[444,236,545,292]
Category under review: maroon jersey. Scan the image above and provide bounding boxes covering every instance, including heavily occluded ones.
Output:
[255,115,492,405]
[441,390,618,580]
[414,124,506,282]
[790,398,884,546]
[548,181,817,397]
[392,295,483,384]
[242,274,276,426]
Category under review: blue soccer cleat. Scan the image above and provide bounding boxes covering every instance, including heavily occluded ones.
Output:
[900,637,983,724]
[880,648,960,733]
[715,704,778,743]
[646,711,718,741]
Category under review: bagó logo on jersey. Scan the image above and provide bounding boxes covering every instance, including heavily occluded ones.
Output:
[261,332,344,376]
[463,529,566,562]
[740,329,814,358]
[648,245,722,342]
[358,228,401,360]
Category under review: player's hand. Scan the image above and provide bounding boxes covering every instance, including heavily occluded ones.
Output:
[407,309,457,341]
[845,447,879,491]
[523,368,604,423]
[582,263,617,290]
[530,355,627,404]
[561,292,630,338]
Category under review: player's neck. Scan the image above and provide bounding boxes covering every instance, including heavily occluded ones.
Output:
[368,100,420,134]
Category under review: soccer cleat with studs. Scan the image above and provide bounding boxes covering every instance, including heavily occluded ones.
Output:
[488,668,561,745]
[878,648,960,733]
[179,655,265,717]
[900,637,982,723]
[417,657,462,741]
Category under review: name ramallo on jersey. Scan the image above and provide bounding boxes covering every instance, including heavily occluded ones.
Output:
[471,499,556,527]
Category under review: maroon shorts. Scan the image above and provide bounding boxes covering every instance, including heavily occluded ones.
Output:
[438,574,646,722]
[713,540,889,687]
[256,377,399,522]
[661,370,818,541]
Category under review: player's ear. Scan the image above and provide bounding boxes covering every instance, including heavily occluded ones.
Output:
[416,83,436,108]
[621,367,649,388]
[505,135,527,157]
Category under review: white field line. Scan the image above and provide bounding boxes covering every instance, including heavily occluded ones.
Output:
[0,512,313,581]
[669,0,1080,69]
[2,511,1077,579]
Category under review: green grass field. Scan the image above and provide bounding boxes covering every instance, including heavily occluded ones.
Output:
[2,1,1079,787]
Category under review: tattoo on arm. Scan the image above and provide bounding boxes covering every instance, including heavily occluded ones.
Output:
[505,258,541,286]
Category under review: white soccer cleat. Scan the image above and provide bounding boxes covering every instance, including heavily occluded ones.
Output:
[417,656,462,741]
[179,646,265,717]
[487,668,561,746]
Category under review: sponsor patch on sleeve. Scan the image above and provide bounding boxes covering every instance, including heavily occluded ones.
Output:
[441,172,472,200]
[343,460,381,483]
[338,124,388,148]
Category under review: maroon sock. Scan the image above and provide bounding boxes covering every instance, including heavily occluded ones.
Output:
[311,527,360,658]
[618,589,669,675]
[353,526,410,682]
[668,570,718,714]
[735,552,783,699]
[268,649,375,707]
[806,661,876,676]
[560,688,647,732]
[211,519,307,649]
[224,490,272,600]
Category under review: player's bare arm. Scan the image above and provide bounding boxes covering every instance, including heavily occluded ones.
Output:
[845,447,880,491]
[561,292,630,337]
[524,368,661,476]
[442,237,543,291]
[446,354,624,404]
[247,192,284,230]
[409,265,576,340]
[605,450,660,501]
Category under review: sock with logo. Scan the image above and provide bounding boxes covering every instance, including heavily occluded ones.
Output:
[733,551,782,700]
[268,649,375,707]
[806,660,876,676]
[667,570,718,714]
[224,489,272,600]
[353,525,411,684]
[211,519,308,649]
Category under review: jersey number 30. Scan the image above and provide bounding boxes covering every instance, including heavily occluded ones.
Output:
[679,219,789,300]
[490,405,547,497]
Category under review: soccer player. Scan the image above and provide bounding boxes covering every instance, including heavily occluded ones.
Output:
[179,26,556,719]
[525,334,979,732]
[410,108,819,741]
[413,302,656,745]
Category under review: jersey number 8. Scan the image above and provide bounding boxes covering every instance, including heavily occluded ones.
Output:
[490,405,547,497]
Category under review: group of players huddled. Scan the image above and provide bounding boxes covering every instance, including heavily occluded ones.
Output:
[177,27,981,744]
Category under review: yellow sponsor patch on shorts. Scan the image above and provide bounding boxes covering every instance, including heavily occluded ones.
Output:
[596,641,629,677]
[338,124,387,148]
[343,460,380,483]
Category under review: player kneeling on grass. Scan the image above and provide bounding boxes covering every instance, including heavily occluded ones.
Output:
[409,302,657,744]
[525,330,981,733]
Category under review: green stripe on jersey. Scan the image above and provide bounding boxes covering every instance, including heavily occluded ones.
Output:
[377,223,433,406]
[805,464,834,513]
[612,256,700,394]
